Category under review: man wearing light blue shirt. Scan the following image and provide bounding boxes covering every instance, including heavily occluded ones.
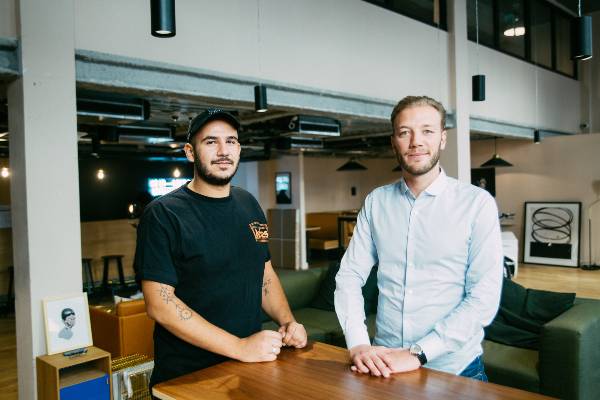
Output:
[334,95,503,380]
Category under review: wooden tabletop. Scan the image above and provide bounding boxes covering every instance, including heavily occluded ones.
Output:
[153,342,553,400]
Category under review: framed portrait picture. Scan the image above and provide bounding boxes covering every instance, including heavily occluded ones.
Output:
[523,202,581,267]
[42,293,93,355]
[471,168,495,197]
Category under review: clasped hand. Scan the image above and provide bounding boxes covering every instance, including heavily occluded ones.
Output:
[237,322,307,363]
[278,321,308,348]
[349,344,420,378]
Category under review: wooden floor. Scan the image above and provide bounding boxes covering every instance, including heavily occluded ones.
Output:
[0,314,17,400]
[514,263,600,299]
[0,264,598,399]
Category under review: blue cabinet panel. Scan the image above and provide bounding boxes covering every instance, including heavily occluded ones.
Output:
[60,374,110,400]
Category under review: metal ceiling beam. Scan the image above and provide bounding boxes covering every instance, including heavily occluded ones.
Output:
[75,50,395,121]
[470,117,576,139]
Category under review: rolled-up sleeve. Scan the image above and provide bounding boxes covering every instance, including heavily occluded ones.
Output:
[334,194,379,349]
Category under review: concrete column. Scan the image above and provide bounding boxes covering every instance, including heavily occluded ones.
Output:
[442,0,471,182]
[7,1,81,399]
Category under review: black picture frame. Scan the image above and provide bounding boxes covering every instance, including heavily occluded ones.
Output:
[471,168,496,197]
[275,172,292,204]
[523,201,581,267]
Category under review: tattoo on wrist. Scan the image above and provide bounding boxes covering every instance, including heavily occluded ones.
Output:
[263,278,272,296]
[158,284,193,321]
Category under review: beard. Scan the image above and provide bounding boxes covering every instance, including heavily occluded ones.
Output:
[193,151,239,186]
[397,144,442,176]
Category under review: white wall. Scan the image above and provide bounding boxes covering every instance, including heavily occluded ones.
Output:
[256,154,400,213]
[72,0,450,104]
[0,0,16,38]
[1,0,583,133]
[257,155,302,213]
[471,134,600,265]
[231,161,260,201]
[469,42,581,133]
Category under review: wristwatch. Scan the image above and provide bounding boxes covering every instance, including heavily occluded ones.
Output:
[409,344,428,366]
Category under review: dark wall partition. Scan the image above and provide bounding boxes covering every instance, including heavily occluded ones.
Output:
[78,158,193,221]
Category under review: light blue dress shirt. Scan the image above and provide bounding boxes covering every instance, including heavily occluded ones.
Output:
[334,169,503,374]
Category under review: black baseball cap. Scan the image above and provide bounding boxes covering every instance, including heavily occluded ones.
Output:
[186,109,241,142]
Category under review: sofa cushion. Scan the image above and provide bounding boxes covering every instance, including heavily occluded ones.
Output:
[310,262,378,314]
[277,268,326,310]
[482,340,539,393]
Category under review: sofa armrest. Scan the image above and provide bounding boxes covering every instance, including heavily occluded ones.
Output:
[89,306,121,357]
[539,301,600,400]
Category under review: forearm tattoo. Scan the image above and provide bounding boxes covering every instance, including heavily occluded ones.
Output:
[263,278,272,296]
[158,284,193,321]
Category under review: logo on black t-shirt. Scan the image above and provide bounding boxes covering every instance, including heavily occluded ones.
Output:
[249,222,269,243]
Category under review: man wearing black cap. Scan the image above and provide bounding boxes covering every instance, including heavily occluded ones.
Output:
[135,109,307,389]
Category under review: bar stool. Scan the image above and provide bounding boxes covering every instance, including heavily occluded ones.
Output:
[101,254,126,292]
[82,258,95,293]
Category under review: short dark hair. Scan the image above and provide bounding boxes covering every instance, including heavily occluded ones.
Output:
[61,308,75,321]
[390,96,446,130]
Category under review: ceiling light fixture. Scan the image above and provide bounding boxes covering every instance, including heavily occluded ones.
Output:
[172,167,181,178]
[480,138,513,168]
[472,0,486,102]
[503,26,526,37]
[96,169,106,180]
[1,167,9,178]
[337,159,367,171]
[151,0,176,38]
[254,84,268,113]
[571,0,592,60]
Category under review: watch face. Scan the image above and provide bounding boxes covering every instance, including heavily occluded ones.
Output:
[410,344,422,355]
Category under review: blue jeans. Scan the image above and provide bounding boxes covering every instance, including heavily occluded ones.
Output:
[459,356,488,382]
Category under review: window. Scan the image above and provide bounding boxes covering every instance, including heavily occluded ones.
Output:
[364,0,447,29]
[498,0,526,58]
[465,0,577,79]
[467,0,494,47]
[530,0,552,68]
[555,11,574,76]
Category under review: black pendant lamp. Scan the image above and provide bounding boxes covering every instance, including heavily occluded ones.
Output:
[472,0,486,101]
[337,159,367,171]
[480,138,513,168]
[473,75,486,102]
[151,0,176,38]
[392,164,402,172]
[254,85,268,113]
[571,0,592,61]
[533,130,541,144]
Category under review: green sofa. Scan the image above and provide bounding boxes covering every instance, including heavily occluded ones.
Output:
[265,266,600,400]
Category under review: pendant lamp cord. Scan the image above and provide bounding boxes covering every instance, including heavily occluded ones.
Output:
[256,0,262,78]
[475,0,480,74]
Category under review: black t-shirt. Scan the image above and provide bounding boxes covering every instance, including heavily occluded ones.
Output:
[134,184,270,387]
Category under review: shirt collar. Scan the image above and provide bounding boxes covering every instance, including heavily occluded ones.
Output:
[424,168,448,196]
[398,167,448,197]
